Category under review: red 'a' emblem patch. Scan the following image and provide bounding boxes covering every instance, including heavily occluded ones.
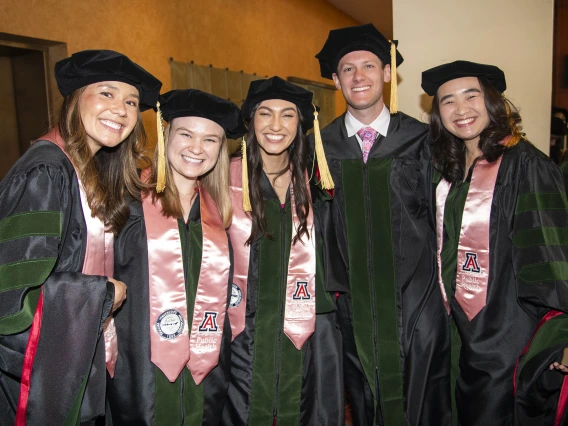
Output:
[293,281,311,300]
[199,312,218,332]
[462,252,481,273]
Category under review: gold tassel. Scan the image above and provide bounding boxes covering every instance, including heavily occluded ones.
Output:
[155,101,167,192]
[241,137,252,212]
[312,104,334,190]
[389,41,398,114]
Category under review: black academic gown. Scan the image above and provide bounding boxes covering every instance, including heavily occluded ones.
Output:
[107,195,232,426]
[221,169,344,426]
[314,112,452,426]
[0,141,114,425]
[437,140,568,426]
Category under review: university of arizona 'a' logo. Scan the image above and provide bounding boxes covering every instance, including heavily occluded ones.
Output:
[199,312,219,332]
[293,281,311,300]
[462,252,481,273]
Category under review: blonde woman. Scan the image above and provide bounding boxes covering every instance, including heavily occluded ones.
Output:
[107,89,244,425]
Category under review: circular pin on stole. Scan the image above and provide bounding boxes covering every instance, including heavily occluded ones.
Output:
[229,283,242,308]
[156,309,184,339]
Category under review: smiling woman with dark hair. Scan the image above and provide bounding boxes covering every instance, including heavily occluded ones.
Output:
[222,76,343,426]
[0,49,161,425]
[423,60,568,426]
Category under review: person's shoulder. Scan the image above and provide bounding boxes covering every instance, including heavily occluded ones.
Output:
[20,140,73,171]
[500,138,563,185]
[390,111,429,136]
[504,139,552,165]
[320,114,346,137]
[2,141,74,186]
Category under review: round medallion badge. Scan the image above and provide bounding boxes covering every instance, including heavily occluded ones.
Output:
[229,283,243,308]
[156,309,184,339]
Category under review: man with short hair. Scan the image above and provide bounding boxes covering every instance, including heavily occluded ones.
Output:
[313,24,451,425]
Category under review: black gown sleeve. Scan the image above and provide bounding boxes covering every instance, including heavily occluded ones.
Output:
[0,143,113,425]
[106,199,155,425]
[513,153,568,425]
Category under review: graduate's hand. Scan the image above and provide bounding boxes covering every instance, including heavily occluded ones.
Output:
[109,278,127,313]
[548,348,568,374]
[549,362,568,373]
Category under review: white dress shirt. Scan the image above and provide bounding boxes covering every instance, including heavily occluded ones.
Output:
[345,105,390,151]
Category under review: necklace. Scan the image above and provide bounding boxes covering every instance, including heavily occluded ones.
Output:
[178,187,198,196]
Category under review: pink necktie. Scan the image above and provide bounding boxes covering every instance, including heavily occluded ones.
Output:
[357,127,378,163]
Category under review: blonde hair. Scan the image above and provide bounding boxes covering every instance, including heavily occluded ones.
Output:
[150,123,232,229]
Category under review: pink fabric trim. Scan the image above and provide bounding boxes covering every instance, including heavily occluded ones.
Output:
[555,374,568,426]
[42,129,118,376]
[228,158,317,349]
[455,156,502,321]
[187,185,230,385]
[141,169,190,382]
[15,289,44,425]
[283,178,316,349]
[435,179,451,315]
[227,158,251,341]
[142,169,230,385]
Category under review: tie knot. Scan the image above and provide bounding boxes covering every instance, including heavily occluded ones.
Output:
[357,126,378,141]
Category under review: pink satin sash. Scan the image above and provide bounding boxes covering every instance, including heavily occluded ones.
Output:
[227,159,251,340]
[436,156,502,321]
[228,157,316,350]
[142,169,230,385]
[435,180,451,315]
[40,129,118,376]
[284,180,316,350]
[141,171,189,383]
[187,186,230,385]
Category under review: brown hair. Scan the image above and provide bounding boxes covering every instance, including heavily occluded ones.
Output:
[57,88,149,234]
[149,123,233,229]
[429,77,523,183]
[244,104,311,245]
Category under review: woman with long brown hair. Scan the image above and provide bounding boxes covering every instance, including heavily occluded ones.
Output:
[423,61,568,425]
[0,49,161,425]
[222,76,343,425]
[107,89,244,425]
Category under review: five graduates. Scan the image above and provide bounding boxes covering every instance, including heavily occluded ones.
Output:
[0,24,566,426]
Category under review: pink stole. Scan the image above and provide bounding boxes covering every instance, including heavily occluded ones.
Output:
[227,159,251,340]
[142,170,230,385]
[228,158,316,349]
[40,129,118,376]
[436,156,502,321]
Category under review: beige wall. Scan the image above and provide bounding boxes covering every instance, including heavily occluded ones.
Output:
[393,0,554,154]
[0,0,357,138]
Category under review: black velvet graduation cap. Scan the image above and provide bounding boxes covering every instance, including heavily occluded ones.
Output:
[421,61,507,96]
[238,76,333,211]
[315,24,403,80]
[240,76,317,130]
[160,89,246,139]
[55,49,162,112]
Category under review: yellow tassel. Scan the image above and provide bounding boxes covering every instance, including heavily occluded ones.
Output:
[389,41,398,114]
[241,137,252,212]
[312,105,334,190]
[155,101,167,192]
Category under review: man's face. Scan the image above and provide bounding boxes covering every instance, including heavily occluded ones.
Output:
[332,50,390,113]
